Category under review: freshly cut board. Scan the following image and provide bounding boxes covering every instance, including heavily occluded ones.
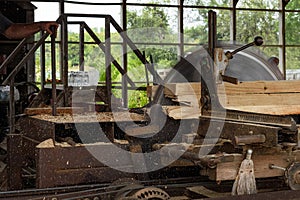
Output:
[161,80,300,116]
[219,80,300,115]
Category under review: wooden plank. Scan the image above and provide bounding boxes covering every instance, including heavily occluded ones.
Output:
[225,105,300,115]
[160,80,300,115]
[163,106,201,119]
[125,124,160,136]
[220,93,300,107]
[163,80,300,96]
[219,81,265,95]
[164,82,201,97]
[147,85,159,98]
[170,94,201,107]
[218,80,300,114]
[24,107,85,115]
[221,80,300,95]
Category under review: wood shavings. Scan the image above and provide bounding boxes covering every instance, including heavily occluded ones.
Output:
[30,111,146,123]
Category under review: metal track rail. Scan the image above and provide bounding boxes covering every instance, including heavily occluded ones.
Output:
[0,177,293,200]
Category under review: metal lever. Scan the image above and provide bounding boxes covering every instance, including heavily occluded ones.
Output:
[269,164,286,171]
[225,36,264,60]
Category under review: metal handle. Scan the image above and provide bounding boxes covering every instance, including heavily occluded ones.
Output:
[225,36,264,60]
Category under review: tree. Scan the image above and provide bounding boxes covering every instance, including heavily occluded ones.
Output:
[286,1,300,45]
[127,5,178,70]
[183,0,282,65]
[125,4,179,107]
[285,0,300,69]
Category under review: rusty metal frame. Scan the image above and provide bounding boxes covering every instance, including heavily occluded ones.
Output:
[59,13,164,109]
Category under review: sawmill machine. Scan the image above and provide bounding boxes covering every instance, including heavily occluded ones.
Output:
[147,12,300,194]
[1,11,300,199]
[150,35,300,194]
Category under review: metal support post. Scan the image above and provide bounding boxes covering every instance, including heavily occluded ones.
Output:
[105,17,112,111]
[51,27,57,116]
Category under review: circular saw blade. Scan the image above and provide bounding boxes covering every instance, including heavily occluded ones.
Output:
[223,47,283,81]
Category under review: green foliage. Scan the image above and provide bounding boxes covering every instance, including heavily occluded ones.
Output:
[183,0,300,69]
[236,3,279,44]
[126,4,179,107]
[128,90,149,108]
[285,1,300,69]
[127,7,169,31]
[183,0,231,43]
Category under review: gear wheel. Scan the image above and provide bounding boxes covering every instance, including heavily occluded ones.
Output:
[286,162,300,190]
[116,186,170,200]
[131,187,170,200]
